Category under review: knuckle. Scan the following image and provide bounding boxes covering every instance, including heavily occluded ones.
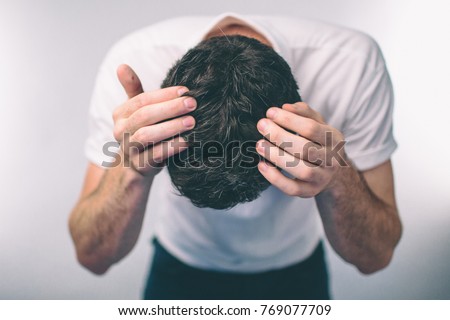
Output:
[315,151,326,166]
[132,128,147,143]
[112,107,121,122]
[311,147,322,160]
[131,94,144,110]
[296,102,310,110]
[316,112,325,123]
[279,139,293,153]
[126,115,137,133]
[133,108,151,128]
[113,120,126,141]
[305,147,318,163]
[303,120,319,137]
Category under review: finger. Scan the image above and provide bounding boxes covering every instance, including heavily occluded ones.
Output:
[129,115,195,148]
[256,139,325,184]
[264,107,330,146]
[281,102,325,124]
[257,118,325,165]
[128,136,189,173]
[257,161,319,198]
[145,136,189,167]
[114,86,189,120]
[117,64,144,99]
[124,96,196,135]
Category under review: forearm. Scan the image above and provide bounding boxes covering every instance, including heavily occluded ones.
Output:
[69,161,153,274]
[70,66,192,274]
[253,102,401,273]
[315,163,402,274]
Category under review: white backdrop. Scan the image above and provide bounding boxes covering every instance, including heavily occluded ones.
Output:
[1,0,449,299]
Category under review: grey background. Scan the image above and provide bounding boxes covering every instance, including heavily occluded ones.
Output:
[1,0,449,299]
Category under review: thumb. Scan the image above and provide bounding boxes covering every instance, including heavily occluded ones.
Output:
[117,64,144,99]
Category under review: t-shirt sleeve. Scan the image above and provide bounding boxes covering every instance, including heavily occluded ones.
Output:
[84,51,127,168]
[342,43,397,171]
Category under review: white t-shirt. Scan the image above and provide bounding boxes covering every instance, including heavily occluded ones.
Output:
[86,13,397,273]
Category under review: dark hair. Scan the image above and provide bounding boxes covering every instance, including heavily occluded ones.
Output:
[162,35,301,210]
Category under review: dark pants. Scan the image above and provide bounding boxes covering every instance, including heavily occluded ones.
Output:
[144,238,330,300]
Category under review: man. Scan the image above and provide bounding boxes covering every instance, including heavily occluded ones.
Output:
[69,13,402,299]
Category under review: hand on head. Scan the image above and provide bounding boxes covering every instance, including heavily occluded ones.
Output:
[113,64,196,177]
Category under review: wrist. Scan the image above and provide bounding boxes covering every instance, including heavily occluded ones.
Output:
[320,161,358,198]
[119,145,163,177]
[112,152,155,189]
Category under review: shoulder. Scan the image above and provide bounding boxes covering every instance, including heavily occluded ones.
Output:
[267,16,385,68]
[102,16,211,67]
[261,17,392,130]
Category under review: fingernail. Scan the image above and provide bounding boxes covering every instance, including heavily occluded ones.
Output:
[258,161,268,172]
[177,87,189,96]
[257,119,269,133]
[184,97,197,110]
[182,116,195,128]
[266,108,277,119]
[256,140,265,152]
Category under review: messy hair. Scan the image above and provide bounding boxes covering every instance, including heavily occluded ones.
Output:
[162,35,301,209]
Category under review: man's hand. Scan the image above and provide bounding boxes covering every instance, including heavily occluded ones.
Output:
[256,102,347,197]
[113,64,196,177]
[256,102,402,274]
[69,64,197,274]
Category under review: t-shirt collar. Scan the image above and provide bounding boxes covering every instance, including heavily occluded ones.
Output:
[188,12,290,63]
